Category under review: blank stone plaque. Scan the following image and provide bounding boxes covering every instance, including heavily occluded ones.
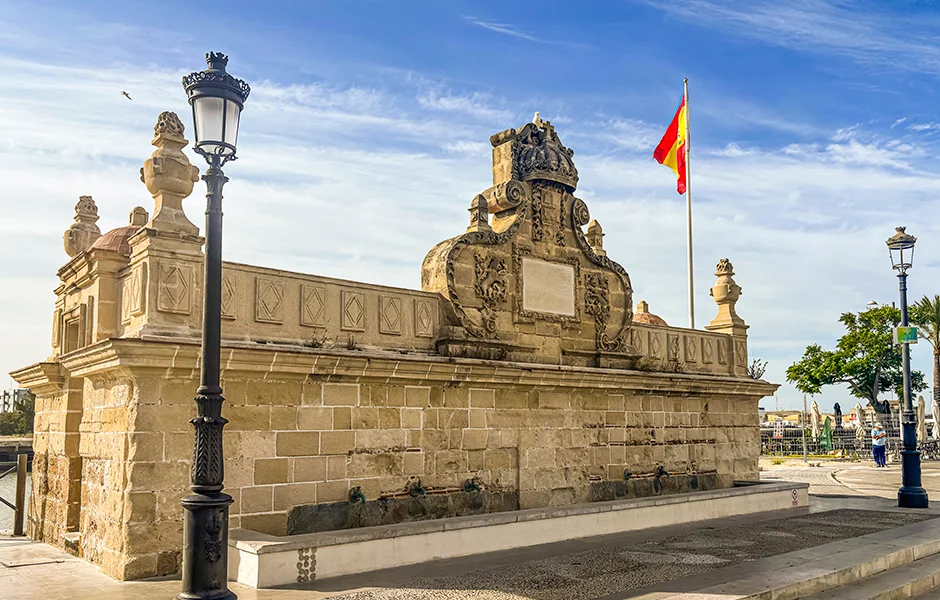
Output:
[521,257,575,316]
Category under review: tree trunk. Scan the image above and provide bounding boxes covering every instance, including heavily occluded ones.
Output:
[934,348,939,419]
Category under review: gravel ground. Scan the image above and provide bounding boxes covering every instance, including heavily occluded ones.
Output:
[325,510,934,600]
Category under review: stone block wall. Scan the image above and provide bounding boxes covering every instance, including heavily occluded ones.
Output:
[21,366,81,547]
[20,339,770,579]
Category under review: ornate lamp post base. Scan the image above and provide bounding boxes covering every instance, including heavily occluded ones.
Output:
[178,493,235,600]
[899,415,929,509]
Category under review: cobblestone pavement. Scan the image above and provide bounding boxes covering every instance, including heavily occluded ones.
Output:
[4,509,934,600]
[295,510,933,600]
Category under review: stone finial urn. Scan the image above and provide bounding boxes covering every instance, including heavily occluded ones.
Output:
[466,194,491,233]
[708,258,746,328]
[586,219,606,256]
[139,111,200,236]
[63,195,102,257]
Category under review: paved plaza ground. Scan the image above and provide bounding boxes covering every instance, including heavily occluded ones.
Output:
[760,457,940,498]
[3,459,940,599]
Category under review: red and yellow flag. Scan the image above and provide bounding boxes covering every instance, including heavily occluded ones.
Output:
[653,97,688,195]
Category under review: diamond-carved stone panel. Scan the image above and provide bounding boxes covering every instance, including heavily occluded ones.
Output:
[649,331,664,359]
[341,290,365,331]
[130,265,146,317]
[718,338,729,365]
[734,339,748,368]
[702,337,715,364]
[157,263,192,315]
[378,296,402,335]
[415,299,435,338]
[630,328,645,355]
[684,336,698,363]
[121,270,138,324]
[300,284,326,328]
[255,277,284,324]
[667,334,680,361]
[221,273,237,321]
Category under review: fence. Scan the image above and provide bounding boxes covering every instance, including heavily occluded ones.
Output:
[761,421,939,461]
[0,454,27,535]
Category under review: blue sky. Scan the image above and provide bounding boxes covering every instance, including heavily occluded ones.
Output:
[3,0,940,413]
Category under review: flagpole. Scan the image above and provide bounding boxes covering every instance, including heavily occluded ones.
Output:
[684,77,694,329]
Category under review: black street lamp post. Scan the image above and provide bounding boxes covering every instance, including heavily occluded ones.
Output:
[178,52,250,600]
[886,226,929,509]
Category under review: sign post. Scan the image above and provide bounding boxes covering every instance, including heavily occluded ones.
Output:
[895,326,918,345]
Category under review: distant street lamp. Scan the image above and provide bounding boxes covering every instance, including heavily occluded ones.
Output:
[886,226,928,509]
[178,52,250,600]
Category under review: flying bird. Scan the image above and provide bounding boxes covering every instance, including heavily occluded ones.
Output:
[533,111,543,128]
[121,91,132,100]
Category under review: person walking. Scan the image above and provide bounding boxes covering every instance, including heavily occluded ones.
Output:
[872,423,888,467]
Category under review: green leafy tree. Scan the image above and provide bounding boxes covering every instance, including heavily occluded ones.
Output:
[910,295,940,416]
[786,306,926,413]
[0,390,35,436]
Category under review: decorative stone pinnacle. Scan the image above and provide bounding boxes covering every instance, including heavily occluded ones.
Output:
[707,257,746,330]
[129,206,149,227]
[139,111,200,237]
[152,110,186,144]
[587,219,606,256]
[636,300,649,313]
[63,195,102,257]
[715,257,734,276]
[467,194,492,233]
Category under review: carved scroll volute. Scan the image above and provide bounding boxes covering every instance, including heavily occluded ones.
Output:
[139,111,200,236]
[482,180,527,214]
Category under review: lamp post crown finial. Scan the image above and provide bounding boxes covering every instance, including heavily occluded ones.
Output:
[206,52,229,70]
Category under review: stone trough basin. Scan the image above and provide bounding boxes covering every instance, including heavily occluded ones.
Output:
[228,480,809,588]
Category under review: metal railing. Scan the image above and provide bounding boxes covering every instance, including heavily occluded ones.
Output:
[761,423,939,461]
[0,454,27,535]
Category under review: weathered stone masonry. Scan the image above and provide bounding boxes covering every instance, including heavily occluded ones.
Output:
[12,112,775,581]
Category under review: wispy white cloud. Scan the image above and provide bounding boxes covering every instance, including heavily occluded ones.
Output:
[711,143,753,157]
[462,16,549,44]
[909,122,940,132]
[636,0,940,76]
[417,90,514,122]
[441,140,491,154]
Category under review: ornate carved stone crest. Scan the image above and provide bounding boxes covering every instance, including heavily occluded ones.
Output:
[490,120,579,191]
[422,117,633,365]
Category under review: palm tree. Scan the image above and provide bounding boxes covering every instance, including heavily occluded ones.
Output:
[911,295,940,419]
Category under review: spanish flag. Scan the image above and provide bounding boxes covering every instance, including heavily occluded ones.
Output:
[653,97,688,195]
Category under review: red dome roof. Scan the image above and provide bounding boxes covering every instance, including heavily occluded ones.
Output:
[89,225,142,257]
[632,300,668,326]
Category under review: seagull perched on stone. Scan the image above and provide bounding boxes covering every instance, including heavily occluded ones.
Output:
[121,91,132,100]
[533,111,543,128]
